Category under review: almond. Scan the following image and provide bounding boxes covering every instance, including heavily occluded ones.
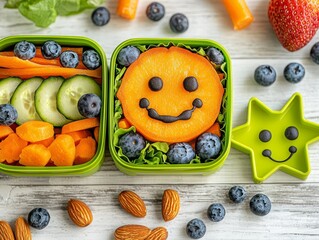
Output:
[67,199,93,227]
[114,224,151,240]
[162,189,180,221]
[118,190,146,218]
[145,227,168,240]
[0,221,14,240]
[15,217,32,240]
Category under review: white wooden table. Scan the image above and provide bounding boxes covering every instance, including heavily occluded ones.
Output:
[1,0,319,239]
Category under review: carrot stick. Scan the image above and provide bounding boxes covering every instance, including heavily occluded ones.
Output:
[30,57,87,69]
[0,66,102,79]
[62,118,100,134]
[117,0,139,20]
[0,55,57,69]
[222,0,254,30]
[35,47,83,57]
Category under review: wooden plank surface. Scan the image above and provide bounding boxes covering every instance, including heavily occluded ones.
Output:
[1,0,319,239]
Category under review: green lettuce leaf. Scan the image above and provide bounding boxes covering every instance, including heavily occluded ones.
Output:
[18,0,57,28]
[5,0,23,8]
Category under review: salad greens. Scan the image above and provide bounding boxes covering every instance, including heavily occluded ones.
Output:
[4,0,104,27]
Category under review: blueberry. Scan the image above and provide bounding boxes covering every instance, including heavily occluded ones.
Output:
[169,13,189,33]
[117,46,140,67]
[254,65,277,86]
[186,218,206,239]
[146,2,165,21]
[77,93,101,118]
[59,51,79,68]
[228,186,247,203]
[0,104,18,126]
[310,42,319,64]
[82,50,101,70]
[28,208,50,230]
[250,193,271,216]
[167,142,195,164]
[206,47,225,65]
[283,62,305,83]
[118,132,146,159]
[91,7,110,26]
[14,41,36,60]
[195,133,221,160]
[207,203,226,222]
[41,40,62,59]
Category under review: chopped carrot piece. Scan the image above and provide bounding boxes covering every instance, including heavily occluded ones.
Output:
[62,118,100,134]
[0,133,28,163]
[19,144,51,166]
[223,0,254,30]
[0,66,102,79]
[48,134,76,166]
[118,118,131,129]
[33,136,55,147]
[117,0,139,20]
[74,136,97,165]
[0,125,14,139]
[16,121,54,142]
[65,130,92,144]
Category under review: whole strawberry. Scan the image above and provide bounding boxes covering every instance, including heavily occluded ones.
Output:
[268,0,319,51]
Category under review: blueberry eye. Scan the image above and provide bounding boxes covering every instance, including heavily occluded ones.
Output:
[285,126,299,140]
[148,77,163,91]
[259,130,272,142]
[183,76,198,92]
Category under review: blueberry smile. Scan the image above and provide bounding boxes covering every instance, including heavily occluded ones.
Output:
[262,146,297,163]
[139,98,203,123]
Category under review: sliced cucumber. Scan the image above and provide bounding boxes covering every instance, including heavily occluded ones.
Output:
[11,77,43,125]
[0,77,22,104]
[35,77,72,127]
[57,75,101,120]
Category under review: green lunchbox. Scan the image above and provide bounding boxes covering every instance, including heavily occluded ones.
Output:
[108,38,232,175]
[0,35,107,177]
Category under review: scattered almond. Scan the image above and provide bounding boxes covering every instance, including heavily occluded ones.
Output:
[145,227,168,240]
[118,190,146,218]
[15,217,32,240]
[162,189,180,221]
[67,199,93,227]
[114,224,151,240]
[0,220,14,240]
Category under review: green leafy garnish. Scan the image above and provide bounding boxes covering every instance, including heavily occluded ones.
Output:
[4,0,104,27]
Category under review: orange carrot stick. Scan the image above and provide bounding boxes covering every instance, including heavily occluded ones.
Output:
[30,57,87,69]
[0,55,57,69]
[62,118,100,134]
[0,66,102,79]
[35,47,83,57]
[223,0,254,30]
[117,0,139,20]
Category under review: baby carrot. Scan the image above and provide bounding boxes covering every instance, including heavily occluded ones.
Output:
[117,0,139,20]
[223,0,254,30]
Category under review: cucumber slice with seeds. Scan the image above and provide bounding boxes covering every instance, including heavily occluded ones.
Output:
[57,75,101,120]
[35,77,72,127]
[0,77,22,104]
[11,77,43,125]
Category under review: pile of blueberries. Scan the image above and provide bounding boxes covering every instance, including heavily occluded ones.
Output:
[186,186,271,239]
[91,2,190,34]
[254,42,319,86]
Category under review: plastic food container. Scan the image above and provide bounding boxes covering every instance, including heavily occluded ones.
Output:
[0,35,107,176]
[108,38,232,175]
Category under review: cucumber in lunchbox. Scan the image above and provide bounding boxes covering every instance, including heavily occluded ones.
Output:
[10,77,43,125]
[35,77,72,127]
[57,75,101,120]
[0,77,22,104]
